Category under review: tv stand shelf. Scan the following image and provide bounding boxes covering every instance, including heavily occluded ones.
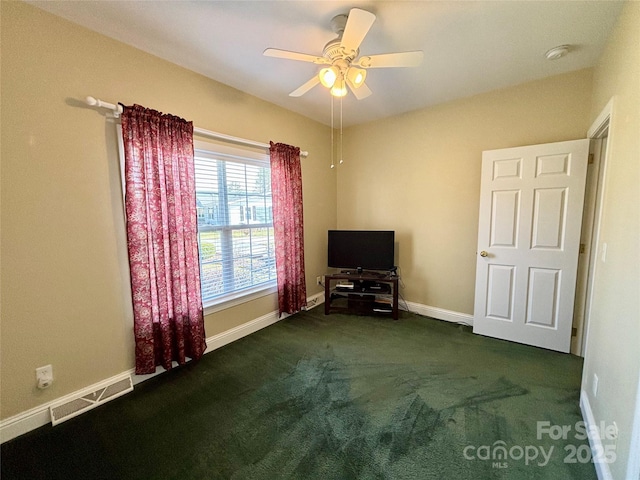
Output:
[324,273,399,320]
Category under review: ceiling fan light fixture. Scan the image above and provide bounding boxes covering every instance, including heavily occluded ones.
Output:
[330,76,348,97]
[319,66,339,88]
[346,67,366,88]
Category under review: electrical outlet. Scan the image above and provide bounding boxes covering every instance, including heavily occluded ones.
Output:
[36,364,53,389]
[592,373,599,397]
[317,276,323,285]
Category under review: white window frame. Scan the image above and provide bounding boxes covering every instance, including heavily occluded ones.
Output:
[193,139,277,315]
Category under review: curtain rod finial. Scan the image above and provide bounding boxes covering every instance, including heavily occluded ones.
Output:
[85,96,122,117]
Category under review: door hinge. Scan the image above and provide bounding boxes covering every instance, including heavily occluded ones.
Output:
[572,327,578,337]
[588,153,594,164]
[579,243,586,254]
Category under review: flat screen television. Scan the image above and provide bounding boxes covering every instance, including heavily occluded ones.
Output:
[328,230,395,272]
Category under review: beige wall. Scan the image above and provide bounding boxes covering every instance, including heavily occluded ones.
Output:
[0,2,335,420]
[3,7,638,475]
[340,69,593,314]
[582,3,640,478]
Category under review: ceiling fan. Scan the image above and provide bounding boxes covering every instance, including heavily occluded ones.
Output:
[263,8,423,99]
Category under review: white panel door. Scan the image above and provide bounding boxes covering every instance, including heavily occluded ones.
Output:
[473,139,589,352]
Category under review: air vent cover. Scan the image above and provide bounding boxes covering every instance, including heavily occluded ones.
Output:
[49,375,133,425]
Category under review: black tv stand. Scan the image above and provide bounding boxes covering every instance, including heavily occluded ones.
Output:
[324,273,399,320]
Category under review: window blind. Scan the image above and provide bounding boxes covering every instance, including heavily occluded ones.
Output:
[194,148,276,303]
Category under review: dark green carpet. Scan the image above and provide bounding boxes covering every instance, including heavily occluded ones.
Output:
[1,310,596,479]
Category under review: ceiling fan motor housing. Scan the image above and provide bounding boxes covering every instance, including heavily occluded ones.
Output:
[324,13,359,63]
[323,38,358,64]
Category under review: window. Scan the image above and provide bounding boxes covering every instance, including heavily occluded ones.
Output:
[194,141,276,308]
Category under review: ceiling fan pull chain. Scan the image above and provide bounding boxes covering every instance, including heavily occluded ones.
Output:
[339,96,344,165]
[330,95,335,169]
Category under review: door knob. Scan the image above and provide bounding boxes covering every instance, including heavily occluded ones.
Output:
[480,251,489,257]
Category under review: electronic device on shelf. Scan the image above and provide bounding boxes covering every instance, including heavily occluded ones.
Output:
[373,307,393,313]
[335,282,354,290]
[360,280,391,293]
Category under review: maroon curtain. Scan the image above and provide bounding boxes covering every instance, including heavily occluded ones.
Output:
[269,142,307,315]
[121,105,206,374]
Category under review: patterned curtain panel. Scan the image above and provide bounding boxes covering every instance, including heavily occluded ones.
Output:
[121,105,206,374]
[269,142,307,315]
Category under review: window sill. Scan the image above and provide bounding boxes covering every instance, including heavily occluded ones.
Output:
[203,283,277,316]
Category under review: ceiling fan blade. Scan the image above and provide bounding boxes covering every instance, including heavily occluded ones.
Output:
[356,51,424,68]
[263,48,328,65]
[289,76,320,97]
[347,80,372,100]
[340,8,376,54]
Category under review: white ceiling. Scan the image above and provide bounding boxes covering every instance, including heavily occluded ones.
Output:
[29,1,624,127]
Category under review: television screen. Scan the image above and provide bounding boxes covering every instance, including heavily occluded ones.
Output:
[328,230,395,271]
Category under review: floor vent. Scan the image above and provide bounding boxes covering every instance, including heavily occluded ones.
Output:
[49,375,133,426]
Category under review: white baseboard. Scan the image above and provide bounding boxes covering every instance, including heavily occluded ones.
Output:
[580,389,614,480]
[204,291,324,353]
[0,291,325,444]
[402,300,474,326]
[204,292,319,349]
[0,371,132,444]
[0,404,52,445]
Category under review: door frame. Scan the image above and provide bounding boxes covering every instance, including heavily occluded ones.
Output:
[575,98,614,357]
